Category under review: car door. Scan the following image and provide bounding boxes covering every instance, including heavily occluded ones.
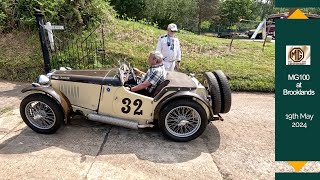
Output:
[112,87,154,124]
[98,86,154,124]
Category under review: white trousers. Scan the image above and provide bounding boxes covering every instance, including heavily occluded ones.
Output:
[163,61,176,71]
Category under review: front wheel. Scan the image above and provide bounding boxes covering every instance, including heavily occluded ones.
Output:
[20,94,64,134]
[159,100,208,142]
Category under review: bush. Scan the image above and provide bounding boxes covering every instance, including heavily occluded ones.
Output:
[0,0,115,33]
[200,21,211,32]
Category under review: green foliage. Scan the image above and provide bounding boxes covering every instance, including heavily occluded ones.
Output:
[197,0,219,34]
[100,19,275,91]
[0,31,44,81]
[0,19,275,91]
[200,20,211,32]
[218,0,253,27]
[143,0,199,30]
[0,11,6,29]
[251,0,274,20]
[0,0,115,33]
[110,0,145,20]
[0,0,279,91]
[110,0,221,33]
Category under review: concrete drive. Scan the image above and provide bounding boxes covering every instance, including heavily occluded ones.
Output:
[0,80,302,180]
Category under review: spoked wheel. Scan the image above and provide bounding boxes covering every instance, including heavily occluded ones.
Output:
[20,94,64,134]
[159,100,208,142]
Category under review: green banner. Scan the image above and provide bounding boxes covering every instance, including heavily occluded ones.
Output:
[275,1,320,7]
[276,173,320,180]
[275,19,320,161]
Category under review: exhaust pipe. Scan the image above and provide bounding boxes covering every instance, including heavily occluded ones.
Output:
[87,114,153,129]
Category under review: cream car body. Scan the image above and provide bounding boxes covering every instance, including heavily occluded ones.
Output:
[20,64,230,142]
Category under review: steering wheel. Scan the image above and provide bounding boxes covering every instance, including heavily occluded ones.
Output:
[120,63,130,73]
[118,68,125,85]
[129,65,137,83]
[119,63,138,86]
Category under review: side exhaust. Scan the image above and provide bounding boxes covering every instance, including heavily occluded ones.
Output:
[87,114,154,129]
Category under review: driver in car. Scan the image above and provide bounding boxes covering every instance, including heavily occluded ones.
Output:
[128,51,167,96]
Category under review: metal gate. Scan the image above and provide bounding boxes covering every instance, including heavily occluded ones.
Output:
[34,10,108,73]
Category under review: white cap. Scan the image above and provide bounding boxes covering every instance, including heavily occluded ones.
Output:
[167,23,178,32]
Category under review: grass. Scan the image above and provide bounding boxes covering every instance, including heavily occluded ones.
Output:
[0,19,275,92]
[104,20,275,92]
[0,31,44,82]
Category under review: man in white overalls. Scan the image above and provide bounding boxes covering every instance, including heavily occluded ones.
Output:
[156,23,181,71]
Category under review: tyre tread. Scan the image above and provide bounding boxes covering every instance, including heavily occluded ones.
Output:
[213,70,232,113]
[203,72,222,114]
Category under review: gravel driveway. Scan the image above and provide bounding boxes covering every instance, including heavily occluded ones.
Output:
[0,80,308,180]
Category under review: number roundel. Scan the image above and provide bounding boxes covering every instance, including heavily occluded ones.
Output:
[121,98,143,115]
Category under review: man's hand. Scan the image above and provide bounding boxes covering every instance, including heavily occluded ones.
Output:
[130,81,151,92]
[175,62,180,71]
[133,68,145,76]
[133,67,139,73]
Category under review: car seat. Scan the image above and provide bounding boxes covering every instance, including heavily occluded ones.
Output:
[150,80,170,97]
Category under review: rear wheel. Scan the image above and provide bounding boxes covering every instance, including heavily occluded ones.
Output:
[213,70,232,113]
[20,94,64,134]
[159,100,208,142]
[203,72,221,114]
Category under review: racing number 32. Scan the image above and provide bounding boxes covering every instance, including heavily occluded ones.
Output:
[121,98,143,115]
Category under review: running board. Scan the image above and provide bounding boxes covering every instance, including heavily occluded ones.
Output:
[87,114,154,129]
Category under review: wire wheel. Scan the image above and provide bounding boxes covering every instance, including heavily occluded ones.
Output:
[165,106,201,138]
[20,93,63,134]
[25,101,56,130]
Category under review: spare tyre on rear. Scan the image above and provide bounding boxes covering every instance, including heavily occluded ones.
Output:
[213,70,232,113]
[203,72,221,114]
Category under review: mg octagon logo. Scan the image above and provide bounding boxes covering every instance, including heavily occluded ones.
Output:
[290,48,304,62]
[286,45,311,65]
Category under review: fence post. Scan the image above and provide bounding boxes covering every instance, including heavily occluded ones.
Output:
[34,9,51,73]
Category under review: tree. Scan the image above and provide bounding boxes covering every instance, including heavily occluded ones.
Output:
[0,0,114,33]
[110,0,145,20]
[251,0,274,20]
[196,0,218,34]
[200,20,211,32]
[218,0,253,28]
[143,0,198,31]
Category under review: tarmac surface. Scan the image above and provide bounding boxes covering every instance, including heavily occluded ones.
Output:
[0,80,311,180]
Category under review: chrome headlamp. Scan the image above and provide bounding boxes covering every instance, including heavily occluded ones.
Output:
[37,75,50,85]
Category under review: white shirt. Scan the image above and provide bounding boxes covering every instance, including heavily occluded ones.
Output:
[156,35,181,71]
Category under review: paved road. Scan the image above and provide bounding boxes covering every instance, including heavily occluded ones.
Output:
[238,39,275,43]
[0,80,304,180]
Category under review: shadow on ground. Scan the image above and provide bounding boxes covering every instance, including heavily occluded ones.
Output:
[0,81,27,99]
[0,118,221,164]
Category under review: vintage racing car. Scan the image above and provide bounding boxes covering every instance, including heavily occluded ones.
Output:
[20,63,231,142]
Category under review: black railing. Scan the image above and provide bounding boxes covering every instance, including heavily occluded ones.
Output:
[47,24,107,70]
[34,10,108,72]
